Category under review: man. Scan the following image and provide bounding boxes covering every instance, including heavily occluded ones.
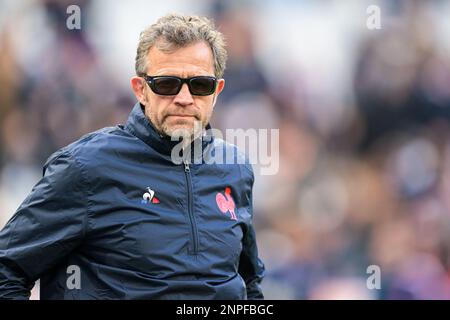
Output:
[0,13,265,299]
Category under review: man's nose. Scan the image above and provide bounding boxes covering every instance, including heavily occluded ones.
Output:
[173,83,194,106]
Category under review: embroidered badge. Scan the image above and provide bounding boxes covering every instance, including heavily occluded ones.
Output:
[142,187,160,204]
[216,187,237,220]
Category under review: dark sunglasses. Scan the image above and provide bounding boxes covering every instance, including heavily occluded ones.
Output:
[142,75,218,96]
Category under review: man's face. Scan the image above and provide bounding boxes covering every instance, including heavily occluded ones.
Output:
[131,41,225,139]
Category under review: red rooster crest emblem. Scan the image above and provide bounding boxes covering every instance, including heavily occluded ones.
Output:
[216,187,237,221]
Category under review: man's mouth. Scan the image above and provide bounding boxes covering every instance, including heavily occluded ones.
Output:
[166,114,198,120]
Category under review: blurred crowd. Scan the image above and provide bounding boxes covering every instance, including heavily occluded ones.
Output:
[1,0,450,299]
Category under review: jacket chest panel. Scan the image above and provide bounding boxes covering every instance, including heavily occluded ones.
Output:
[85,164,245,276]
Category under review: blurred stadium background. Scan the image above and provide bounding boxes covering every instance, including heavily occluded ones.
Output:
[1,0,450,299]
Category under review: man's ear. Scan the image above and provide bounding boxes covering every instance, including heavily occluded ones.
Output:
[131,76,147,105]
[216,78,225,96]
[212,78,225,107]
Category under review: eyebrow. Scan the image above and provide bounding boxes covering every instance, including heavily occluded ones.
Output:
[150,67,213,77]
[151,71,213,77]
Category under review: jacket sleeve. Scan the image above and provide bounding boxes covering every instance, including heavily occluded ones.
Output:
[0,151,89,299]
[238,166,265,300]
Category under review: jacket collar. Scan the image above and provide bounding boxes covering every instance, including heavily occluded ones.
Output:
[124,102,214,162]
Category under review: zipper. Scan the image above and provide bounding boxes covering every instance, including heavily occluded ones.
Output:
[183,160,199,254]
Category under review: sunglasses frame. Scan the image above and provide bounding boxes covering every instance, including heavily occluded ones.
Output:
[142,75,218,96]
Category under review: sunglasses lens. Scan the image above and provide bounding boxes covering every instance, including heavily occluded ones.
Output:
[189,77,216,95]
[152,77,182,95]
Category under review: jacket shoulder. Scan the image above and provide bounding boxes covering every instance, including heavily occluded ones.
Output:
[44,125,131,172]
[211,137,254,178]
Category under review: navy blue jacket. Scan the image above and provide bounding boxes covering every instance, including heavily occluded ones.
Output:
[0,103,265,299]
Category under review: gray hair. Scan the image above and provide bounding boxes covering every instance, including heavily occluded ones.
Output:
[135,13,227,78]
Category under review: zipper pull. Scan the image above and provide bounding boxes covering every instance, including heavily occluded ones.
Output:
[184,160,190,172]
